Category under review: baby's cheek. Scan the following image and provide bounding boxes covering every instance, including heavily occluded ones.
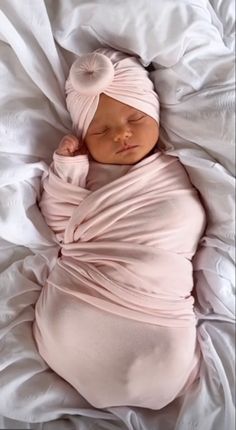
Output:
[84,138,93,153]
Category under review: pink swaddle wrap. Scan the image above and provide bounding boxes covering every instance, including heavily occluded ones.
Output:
[34,152,206,409]
[33,49,206,409]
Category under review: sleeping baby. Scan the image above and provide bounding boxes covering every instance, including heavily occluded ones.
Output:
[33,48,206,410]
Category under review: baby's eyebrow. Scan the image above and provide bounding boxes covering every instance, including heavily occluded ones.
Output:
[87,123,108,135]
[88,120,104,130]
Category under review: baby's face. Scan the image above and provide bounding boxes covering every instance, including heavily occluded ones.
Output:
[84,94,159,165]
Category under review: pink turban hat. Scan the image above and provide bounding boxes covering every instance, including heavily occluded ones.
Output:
[65,48,160,140]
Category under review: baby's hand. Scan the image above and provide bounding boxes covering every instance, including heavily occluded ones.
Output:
[56,134,87,156]
[56,134,79,156]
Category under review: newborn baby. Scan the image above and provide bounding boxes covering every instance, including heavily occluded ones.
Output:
[33,49,206,410]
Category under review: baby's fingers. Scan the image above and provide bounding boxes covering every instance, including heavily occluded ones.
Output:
[63,135,79,148]
[57,135,80,156]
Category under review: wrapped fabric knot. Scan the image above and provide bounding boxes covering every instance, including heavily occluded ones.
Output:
[69,53,115,96]
[65,48,160,140]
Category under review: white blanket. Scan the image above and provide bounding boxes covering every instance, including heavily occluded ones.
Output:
[0,0,235,429]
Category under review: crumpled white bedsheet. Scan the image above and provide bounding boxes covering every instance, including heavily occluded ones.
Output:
[0,0,235,429]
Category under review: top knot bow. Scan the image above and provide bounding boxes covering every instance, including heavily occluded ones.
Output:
[69,53,115,96]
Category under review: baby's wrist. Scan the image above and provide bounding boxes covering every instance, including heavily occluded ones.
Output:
[55,150,75,157]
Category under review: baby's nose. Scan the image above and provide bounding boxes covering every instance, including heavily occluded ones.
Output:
[113,127,132,143]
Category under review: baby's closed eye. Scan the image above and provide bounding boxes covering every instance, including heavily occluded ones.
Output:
[129,114,145,123]
[91,127,109,135]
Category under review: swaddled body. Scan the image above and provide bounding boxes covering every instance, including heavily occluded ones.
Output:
[33,49,206,409]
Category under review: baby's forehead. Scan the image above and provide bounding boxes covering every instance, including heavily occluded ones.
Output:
[92,99,141,125]
[99,94,137,112]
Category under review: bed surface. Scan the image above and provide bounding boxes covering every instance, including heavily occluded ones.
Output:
[0,0,235,429]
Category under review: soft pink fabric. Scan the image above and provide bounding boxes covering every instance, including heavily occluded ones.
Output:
[65,49,160,139]
[34,151,206,409]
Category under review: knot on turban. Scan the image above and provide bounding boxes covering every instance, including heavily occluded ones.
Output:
[65,48,160,140]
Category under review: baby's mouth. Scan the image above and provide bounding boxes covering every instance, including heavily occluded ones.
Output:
[116,145,139,154]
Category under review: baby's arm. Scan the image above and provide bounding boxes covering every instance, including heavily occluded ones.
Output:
[39,135,89,238]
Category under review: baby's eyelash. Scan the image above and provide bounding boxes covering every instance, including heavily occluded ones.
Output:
[129,116,145,122]
[92,128,109,135]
